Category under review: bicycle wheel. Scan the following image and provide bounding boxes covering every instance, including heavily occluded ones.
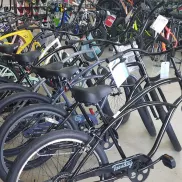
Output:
[0,61,19,82]
[0,92,51,127]
[0,83,30,101]
[100,69,131,126]
[6,130,108,182]
[0,104,78,181]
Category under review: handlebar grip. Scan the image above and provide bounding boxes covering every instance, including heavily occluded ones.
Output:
[156,34,170,45]
[106,52,123,63]
[65,40,81,46]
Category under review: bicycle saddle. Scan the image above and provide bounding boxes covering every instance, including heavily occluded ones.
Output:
[33,65,79,79]
[32,62,64,77]
[72,85,112,104]
[0,43,19,54]
[14,50,41,67]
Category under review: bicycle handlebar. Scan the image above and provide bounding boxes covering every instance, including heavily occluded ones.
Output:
[156,34,170,45]
[65,32,170,47]
[105,45,182,63]
[169,13,182,20]
[66,37,181,63]
[65,38,131,46]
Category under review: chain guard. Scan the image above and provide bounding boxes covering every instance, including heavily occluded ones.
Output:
[128,167,150,182]
[128,155,153,182]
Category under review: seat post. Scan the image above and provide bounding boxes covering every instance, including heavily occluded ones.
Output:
[95,103,109,125]
[78,103,95,128]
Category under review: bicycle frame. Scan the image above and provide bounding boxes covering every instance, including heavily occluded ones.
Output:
[161,25,178,52]
[0,29,41,53]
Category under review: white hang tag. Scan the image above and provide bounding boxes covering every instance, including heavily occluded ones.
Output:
[160,62,170,79]
[115,41,139,72]
[150,15,168,34]
[109,58,129,88]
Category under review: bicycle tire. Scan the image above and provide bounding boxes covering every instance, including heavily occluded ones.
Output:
[101,71,131,126]
[0,92,51,125]
[6,130,109,182]
[0,104,78,181]
[0,83,30,92]
[0,76,11,83]
[0,83,31,101]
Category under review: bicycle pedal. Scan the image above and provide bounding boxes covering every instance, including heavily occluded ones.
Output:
[161,154,176,169]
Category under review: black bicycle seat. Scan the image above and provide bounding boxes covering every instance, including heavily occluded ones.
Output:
[14,50,41,67]
[72,85,112,104]
[0,43,19,54]
[33,65,79,79]
[32,62,64,77]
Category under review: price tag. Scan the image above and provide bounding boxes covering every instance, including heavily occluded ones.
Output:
[115,41,139,72]
[150,15,168,34]
[108,58,129,88]
[105,15,116,27]
[160,62,170,79]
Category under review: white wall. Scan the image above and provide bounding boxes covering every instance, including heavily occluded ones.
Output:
[3,0,11,6]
